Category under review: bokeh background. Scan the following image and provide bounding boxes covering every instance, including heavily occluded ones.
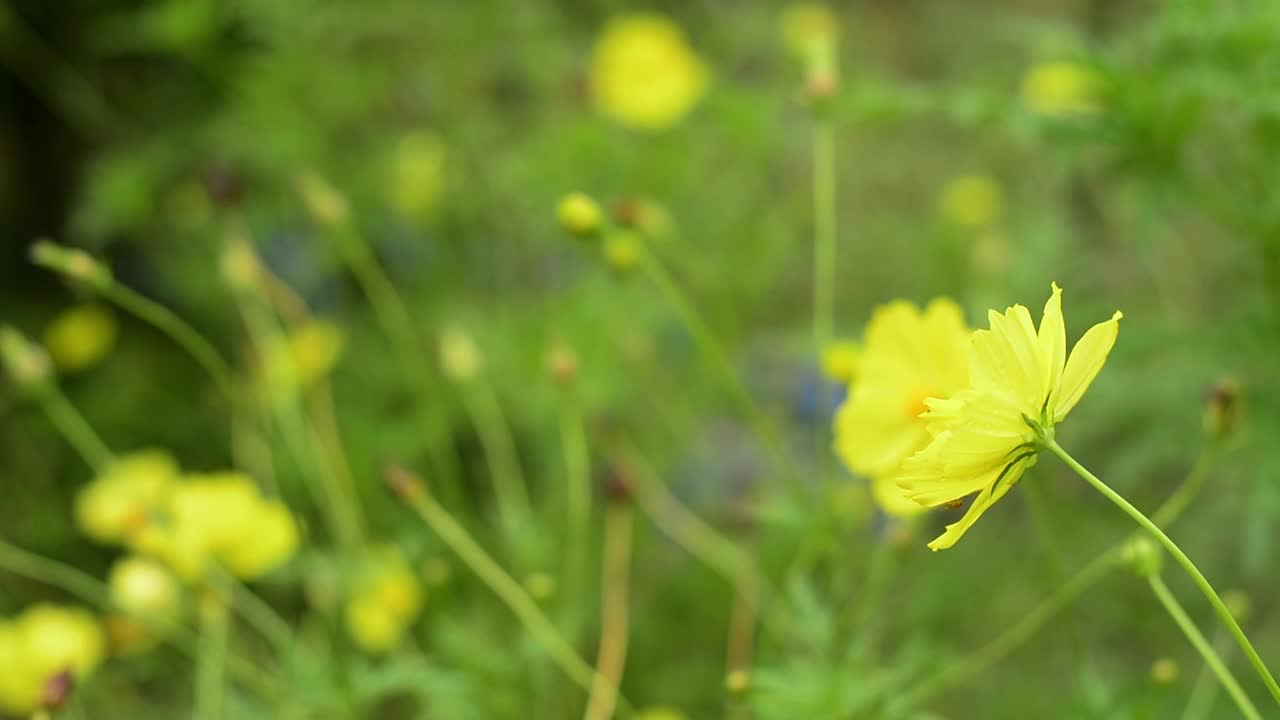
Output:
[3,0,1279,718]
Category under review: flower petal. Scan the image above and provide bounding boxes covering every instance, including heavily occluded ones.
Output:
[926,458,1027,551]
[1053,310,1123,421]
[1038,283,1066,406]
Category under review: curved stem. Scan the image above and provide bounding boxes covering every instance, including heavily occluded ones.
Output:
[1183,628,1233,720]
[34,383,114,472]
[1046,440,1280,707]
[195,592,230,720]
[103,282,237,403]
[1149,574,1261,720]
[584,505,633,720]
[463,379,532,534]
[812,121,836,357]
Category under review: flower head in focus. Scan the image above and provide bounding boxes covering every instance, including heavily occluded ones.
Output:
[590,14,709,131]
[896,283,1122,550]
[1021,61,1104,117]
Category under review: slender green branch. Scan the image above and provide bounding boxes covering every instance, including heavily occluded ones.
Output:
[559,398,592,617]
[1149,574,1261,720]
[462,379,532,534]
[195,592,230,720]
[1046,439,1280,707]
[1183,628,1234,720]
[812,121,836,356]
[388,467,628,714]
[584,505,634,720]
[211,567,294,656]
[34,383,114,472]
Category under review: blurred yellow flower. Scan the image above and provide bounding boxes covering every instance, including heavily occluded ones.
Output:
[557,192,603,236]
[43,304,118,372]
[344,546,424,654]
[938,174,1003,230]
[590,14,709,131]
[604,231,642,272]
[1021,61,1103,117]
[820,340,860,383]
[265,320,345,390]
[389,131,446,219]
[439,327,482,382]
[135,473,299,581]
[75,450,179,545]
[0,605,105,715]
[834,299,970,481]
[781,3,837,59]
[896,284,1122,550]
[524,572,557,601]
[108,556,179,615]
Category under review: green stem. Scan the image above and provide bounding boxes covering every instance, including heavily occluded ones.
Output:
[637,245,787,483]
[463,379,532,534]
[195,593,230,720]
[1046,439,1280,707]
[894,548,1115,712]
[1183,628,1233,720]
[398,472,628,713]
[102,282,237,403]
[211,567,294,656]
[812,121,836,356]
[560,398,591,620]
[1021,479,1087,673]
[1149,574,1261,720]
[34,383,114,472]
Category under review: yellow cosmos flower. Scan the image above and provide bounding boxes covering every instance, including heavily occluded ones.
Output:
[896,283,1122,550]
[590,14,709,131]
[43,304,118,372]
[0,605,105,715]
[835,299,971,480]
[1021,61,1104,117]
[75,450,179,545]
[938,174,1003,231]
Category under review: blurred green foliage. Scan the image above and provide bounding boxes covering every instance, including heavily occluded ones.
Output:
[3,0,1280,718]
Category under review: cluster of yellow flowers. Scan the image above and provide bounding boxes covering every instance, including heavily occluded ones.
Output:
[0,604,104,716]
[76,450,300,581]
[835,285,1122,548]
[344,546,425,654]
[590,14,708,131]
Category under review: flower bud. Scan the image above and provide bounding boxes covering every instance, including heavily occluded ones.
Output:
[385,465,427,503]
[0,326,53,389]
[1150,657,1179,685]
[725,669,751,694]
[613,196,672,239]
[219,231,262,293]
[295,171,350,226]
[1121,536,1162,578]
[1203,378,1241,443]
[524,572,557,602]
[557,193,602,237]
[29,241,113,291]
[545,343,579,386]
[108,557,179,616]
[43,305,118,373]
[438,327,482,382]
[603,231,642,273]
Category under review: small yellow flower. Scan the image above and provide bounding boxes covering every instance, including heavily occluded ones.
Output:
[590,14,709,131]
[557,192,603,236]
[109,556,179,615]
[345,546,424,654]
[834,299,970,480]
[43,304,118,372]
[388,130,446,219]
[220,499,300,580]
[820,340,860,384]
[938,175,1003,231]
[896,283,1122,550]
[781,3,837,59]
[1021,61,1104,117]
[0,604,106,715]
[75,450,179,545]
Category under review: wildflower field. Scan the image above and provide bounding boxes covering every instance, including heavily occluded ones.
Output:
[4,1,1280,718]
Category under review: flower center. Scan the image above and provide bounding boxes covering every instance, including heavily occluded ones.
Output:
[903,387,933,421]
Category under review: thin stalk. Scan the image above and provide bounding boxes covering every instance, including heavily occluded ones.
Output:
[812,121,836,358]
[559,398,592,619]
[584,505,633,720]
[637,245,787,481]
[1021,480,1087,674]
[101,282,236,403]
[195,592,230,720]
[462,379,533,534]
[390,467,628,714]
[1149,574,1260,720]
[1046,439,1280,707]
[33,383,113,472]
[1183,628,1234,720]
[211,567,294,656]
